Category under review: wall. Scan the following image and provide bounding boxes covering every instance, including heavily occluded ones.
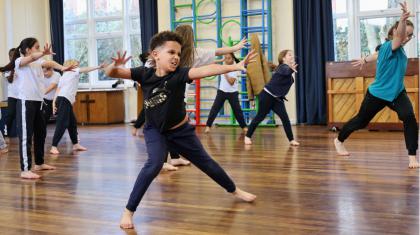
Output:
[0,0,51,101]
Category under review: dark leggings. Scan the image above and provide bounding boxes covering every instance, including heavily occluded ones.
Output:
[206,90,247,128]
[126,123,236,212]
[6,97,17,136]
[246,90,294,141]
[338,90,418,155]
[52,97,78,147]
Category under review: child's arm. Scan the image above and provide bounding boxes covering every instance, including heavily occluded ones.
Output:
[351,52,378,70]
[79,63,106,74]
[19,43,54,67]
[215,38,246,56]
[392,1,411,50]
[189,50,256,80]
[52,87,60,114]
[223,74,236,86]
[45,83,58,95]
[104,51,132,79]
[42,60,77,72]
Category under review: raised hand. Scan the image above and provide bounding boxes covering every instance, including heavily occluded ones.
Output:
[233,37,247,51]
[111,51,132,67]
[237,49,257,71]
[399,1,411,21]
[42,43,55,56]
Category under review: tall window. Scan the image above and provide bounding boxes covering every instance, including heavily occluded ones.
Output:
[63,0,141,88]
[332,0,418,61]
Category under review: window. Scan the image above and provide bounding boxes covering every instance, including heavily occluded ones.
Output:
[332,0,418,61]
[63,0,141,88]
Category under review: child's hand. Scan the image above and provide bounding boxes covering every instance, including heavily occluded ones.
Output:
[53,104,57,114]
[287,62,298,73]
[233,37,247,51]
[99,62,107,69]
[42,43,55,56]
[351,57,366,70]
[111,51,132,67]
[237,49,257,71]
[399,1,411,21]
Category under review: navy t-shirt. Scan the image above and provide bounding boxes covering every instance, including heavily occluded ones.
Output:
[264,64,294,98]
[130,66,191,132]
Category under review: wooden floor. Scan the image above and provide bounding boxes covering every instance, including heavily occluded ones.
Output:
[0,124,418,235]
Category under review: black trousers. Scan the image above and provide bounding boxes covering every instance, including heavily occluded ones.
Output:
[246,90,294,141]
[43,99,53,124]
[206,90,247,128]
[6,97,17,136]
[338,90,418,155]
[52,96,78,147]
[16,99,46,171]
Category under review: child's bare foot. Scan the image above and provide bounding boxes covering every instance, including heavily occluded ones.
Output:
[131,128,138,136]
[242,127,248,133]
[0,147,8,154]
[204,126,211,133]
[334,138,350,156]
[290,140,300,146]
[244,136,252,145]
[408,156,420,168]
[233,188,256,202]
[33,164,56,171]
[73,144,87,151]
[120,208,134,229]
[162,162,178,171]
[50,146,60,155]
[20,171,41,179]
[170,158,191,166]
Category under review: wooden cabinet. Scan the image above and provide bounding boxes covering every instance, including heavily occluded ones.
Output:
[326,58,419,130]
[73,90,125,124]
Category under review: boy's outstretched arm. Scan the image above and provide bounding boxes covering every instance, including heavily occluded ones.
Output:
[104,51,132,79]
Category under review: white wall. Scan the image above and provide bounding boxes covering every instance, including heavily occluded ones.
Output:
[0,0,51,101]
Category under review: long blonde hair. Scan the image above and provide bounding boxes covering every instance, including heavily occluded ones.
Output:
[63,59,79,67]
[175,24,195,67]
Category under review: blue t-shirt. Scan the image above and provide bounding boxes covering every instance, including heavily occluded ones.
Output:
[368,40,407,102]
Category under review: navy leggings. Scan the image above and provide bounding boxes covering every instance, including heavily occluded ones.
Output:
[126,122,236,212]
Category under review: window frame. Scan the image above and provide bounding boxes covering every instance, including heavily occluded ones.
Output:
[64,0,140,89]
[332,0,418,61]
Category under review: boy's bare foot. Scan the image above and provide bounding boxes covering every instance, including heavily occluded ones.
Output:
[162,162,178,171]
[20,171,41,179]
[290,140,300,146]
[244,136,252,145]
[0,147,8,154]
[131,128,138,136]
[120,208,134,229]
[408,155,420,168]
[334,138,350,156]
[233,188,256,202]
[170,158,191,166]
[50,146,60,155]
[73,144,87,151]
[33,164,56,171]
[204,126,211,133]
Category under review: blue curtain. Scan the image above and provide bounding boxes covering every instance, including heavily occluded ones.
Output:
[293,0,334,124]
[139,0,159,52]
[49,0,65,64]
